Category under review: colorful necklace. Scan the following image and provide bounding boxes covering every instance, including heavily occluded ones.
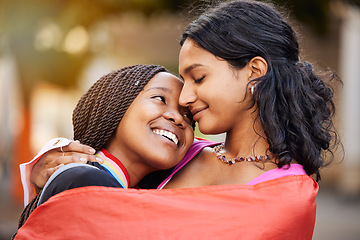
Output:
[212,143,274,166]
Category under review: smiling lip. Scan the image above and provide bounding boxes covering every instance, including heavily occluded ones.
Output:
[152,128,179,146]
[191,107,207,122]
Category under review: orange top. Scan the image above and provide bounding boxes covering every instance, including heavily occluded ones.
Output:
[16,174,318,240]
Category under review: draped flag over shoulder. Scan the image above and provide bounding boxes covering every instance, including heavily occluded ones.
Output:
[15,175,318,240]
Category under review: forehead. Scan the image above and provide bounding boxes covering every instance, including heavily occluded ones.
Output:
[143,72,183,92]
[179,39,220,73]
[179,39,202,60]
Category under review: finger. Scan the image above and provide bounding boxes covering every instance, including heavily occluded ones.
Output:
[59,141,96,154]
[46,163,65,178]
[82,154,103,164]
[54,155,103,165]
[65,152,103,164]
[54,155,88,165]
[68,152,103,164]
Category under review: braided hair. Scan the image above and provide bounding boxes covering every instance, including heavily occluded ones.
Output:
[72,64,168,151]
[180,0,341,180]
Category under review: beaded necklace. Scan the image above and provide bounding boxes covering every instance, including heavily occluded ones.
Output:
[212,143,274,166]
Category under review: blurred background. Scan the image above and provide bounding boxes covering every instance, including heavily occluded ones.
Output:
[0,0,359,239]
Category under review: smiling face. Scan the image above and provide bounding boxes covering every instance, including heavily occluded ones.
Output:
[107,72,194,177]
[179,38,254,135]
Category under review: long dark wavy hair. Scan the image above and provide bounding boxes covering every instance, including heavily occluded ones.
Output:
[72,64,168,151]
[180,0,341,180]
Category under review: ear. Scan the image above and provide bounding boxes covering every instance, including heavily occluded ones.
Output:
[248,57,268,80]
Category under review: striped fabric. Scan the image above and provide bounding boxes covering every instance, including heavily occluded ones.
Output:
[97,148,129,189]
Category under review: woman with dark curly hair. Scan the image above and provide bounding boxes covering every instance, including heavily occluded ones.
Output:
[17,1,340,239]
[162,0,340,189]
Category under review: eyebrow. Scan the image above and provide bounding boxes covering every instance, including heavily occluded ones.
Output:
[144,86,171,93]
[183,63,204,75]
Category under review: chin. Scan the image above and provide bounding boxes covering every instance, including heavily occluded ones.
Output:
[150,156,179,170]
[198,125,222,135]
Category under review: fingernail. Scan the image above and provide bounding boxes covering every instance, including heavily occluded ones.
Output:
[96,157,103,164]
[80,157,87,162]
[88,148,96,154]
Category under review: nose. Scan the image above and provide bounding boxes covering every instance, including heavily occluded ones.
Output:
[179,82,197,107]
[163,110,185,128]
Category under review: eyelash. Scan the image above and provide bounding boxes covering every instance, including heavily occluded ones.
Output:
[152,95,166,104]
[152,95,194,127]
[194,76,205,84]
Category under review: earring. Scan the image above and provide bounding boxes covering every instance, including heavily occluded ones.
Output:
[251,85,255,95]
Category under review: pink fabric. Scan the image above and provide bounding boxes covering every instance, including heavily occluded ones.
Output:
[157,138,219,189]
[246,163,306,185]
[16,175,318,240]
[158,139,307,189]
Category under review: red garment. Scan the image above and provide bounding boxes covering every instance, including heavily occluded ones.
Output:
[15,175,317,240]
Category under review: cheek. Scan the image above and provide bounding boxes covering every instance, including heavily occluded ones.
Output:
[138,103,162,120]
[185,128,194,146]
[119,104,159,138]
[203,82,247,109]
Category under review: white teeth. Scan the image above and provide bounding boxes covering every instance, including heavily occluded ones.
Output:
[153,129,179,145]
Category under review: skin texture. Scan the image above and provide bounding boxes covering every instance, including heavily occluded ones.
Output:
[31,141,100,192]
[106,72,194,187]
[31,72,194,189]
[163,39,278,189]
[178,39,254,135]
[32,41,277,190]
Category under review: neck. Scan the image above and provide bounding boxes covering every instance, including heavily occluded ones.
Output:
[224,117,269,158]
[97,149,130,188]
[105,145,155,188]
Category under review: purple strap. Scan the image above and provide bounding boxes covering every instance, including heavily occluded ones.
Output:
[157,139,219,189]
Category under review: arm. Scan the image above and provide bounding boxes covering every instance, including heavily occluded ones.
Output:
[20,138,102,206]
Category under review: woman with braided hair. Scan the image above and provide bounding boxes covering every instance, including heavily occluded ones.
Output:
[36,64,194,204]
[14,64,194,232]
[16,1,341,239]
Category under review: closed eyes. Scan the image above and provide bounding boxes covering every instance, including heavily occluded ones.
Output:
[194,76,205,84]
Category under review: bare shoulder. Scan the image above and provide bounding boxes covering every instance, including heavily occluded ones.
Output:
[163,146,214,189]
[164,145,279,188]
